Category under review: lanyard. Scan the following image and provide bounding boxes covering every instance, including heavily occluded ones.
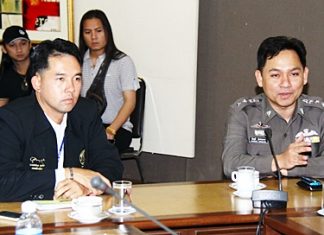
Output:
[58,136,65,161]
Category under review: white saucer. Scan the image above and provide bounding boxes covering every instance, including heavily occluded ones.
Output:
[233,191,252,199]
[108,207,136,216]
[68,211,109,224]
[229,183,266,190]
[317,209,324,216]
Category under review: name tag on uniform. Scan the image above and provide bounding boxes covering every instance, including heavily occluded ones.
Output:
[249,136,267,144]
[250,122,269,144]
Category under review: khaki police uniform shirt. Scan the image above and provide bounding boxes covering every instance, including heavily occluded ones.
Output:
[222,93,324,178]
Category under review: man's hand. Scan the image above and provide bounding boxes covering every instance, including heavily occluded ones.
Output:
[54,179,90,200]
[67,168,111,195]
[272,135,310,172]
[106,132,115,140]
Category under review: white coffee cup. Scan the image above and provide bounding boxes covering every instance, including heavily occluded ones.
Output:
[254,170,260,189]
[72,196,103,219]
[234,197,253,212]
[231,166,255,198]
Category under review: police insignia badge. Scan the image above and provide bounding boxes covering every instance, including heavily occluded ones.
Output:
[79,149,85,168]
[249,122,270,144]
[296,129,320,143]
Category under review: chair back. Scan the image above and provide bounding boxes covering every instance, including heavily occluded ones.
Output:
[130,78,146,139]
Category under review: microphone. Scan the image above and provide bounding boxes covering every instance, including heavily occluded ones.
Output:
[251,128,288,209]
[265,128,283,191]
[91,177,177,235]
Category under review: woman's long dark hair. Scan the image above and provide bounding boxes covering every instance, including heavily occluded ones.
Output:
[78,9,125,64]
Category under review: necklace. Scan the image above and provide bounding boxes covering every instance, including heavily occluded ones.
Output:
[20,75,29,91]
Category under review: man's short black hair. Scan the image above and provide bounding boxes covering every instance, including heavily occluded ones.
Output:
[257,36,307,71]
[30,38,82,76]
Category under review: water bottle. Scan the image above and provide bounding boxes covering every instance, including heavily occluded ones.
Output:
[15,201,42,235]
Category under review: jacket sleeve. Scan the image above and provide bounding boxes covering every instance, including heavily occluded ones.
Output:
[77,102,123,182]
[0,109,55,202]
[222,105,273,178]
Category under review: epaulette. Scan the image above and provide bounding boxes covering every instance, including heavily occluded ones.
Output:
[232,97,262,111]
[301,96,324,109]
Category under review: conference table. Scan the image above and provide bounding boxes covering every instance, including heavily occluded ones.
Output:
[264,211,324,235]
[0,178,323,234]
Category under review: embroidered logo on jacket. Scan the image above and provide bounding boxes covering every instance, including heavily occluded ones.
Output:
[79,149,85,168]
[29,157,45,170]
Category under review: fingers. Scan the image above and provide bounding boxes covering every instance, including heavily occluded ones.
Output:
[86,175,111,195]
[72,168,111,195]
[277,140,310,170]
[295,145,311,155]
[54,179,90,200]
[295,134,304,143]
[100,175,111,188]
[295,154,308,165]
[106,133,115,140]
[289,139,311,157]
[60,168,112,197]
[280,169,288,176]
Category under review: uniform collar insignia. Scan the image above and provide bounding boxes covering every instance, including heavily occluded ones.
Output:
[251,122,270,129]
[299,108,304,115]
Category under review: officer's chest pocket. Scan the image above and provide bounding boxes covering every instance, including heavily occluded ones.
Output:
[247,143,270,156]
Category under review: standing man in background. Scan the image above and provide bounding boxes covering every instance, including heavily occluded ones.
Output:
[222,36,324,178]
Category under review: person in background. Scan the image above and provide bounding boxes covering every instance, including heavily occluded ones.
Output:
[0,26,33,107]
[79,9,139,153]
[0,38,123,202]
[222,36,324,178]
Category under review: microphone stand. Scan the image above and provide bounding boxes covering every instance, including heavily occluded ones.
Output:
[265,128,283,191]
[251,128,288,209]
[91,177,177,235]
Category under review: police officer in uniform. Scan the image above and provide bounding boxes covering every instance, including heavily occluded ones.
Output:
[222,36,324,178]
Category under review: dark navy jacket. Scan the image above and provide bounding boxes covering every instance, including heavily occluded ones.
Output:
[0,95,123,201]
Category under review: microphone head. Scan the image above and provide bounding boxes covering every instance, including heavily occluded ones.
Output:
[265,128,272,139]
[91,176,105,191]
[91,176,115,196]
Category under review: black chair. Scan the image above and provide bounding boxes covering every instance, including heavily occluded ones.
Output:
[121,77,146,183]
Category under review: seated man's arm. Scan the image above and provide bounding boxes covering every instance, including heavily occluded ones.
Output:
[58,100,123,198]
[0,109,56,201]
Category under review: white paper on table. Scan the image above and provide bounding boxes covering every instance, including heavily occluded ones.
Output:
[33,200,72,211]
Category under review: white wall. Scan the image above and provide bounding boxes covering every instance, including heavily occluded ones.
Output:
[74,0,198,158]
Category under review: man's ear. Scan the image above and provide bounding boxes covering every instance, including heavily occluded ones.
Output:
[31,73,41,92]
[303,67,309,85]
[255,70,263,87]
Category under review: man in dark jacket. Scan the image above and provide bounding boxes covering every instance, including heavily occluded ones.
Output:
[0,38,123,202]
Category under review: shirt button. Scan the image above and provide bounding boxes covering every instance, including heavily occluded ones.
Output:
[283,133,287,138]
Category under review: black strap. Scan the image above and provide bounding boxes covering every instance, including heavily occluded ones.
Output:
[86,58,110,115]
